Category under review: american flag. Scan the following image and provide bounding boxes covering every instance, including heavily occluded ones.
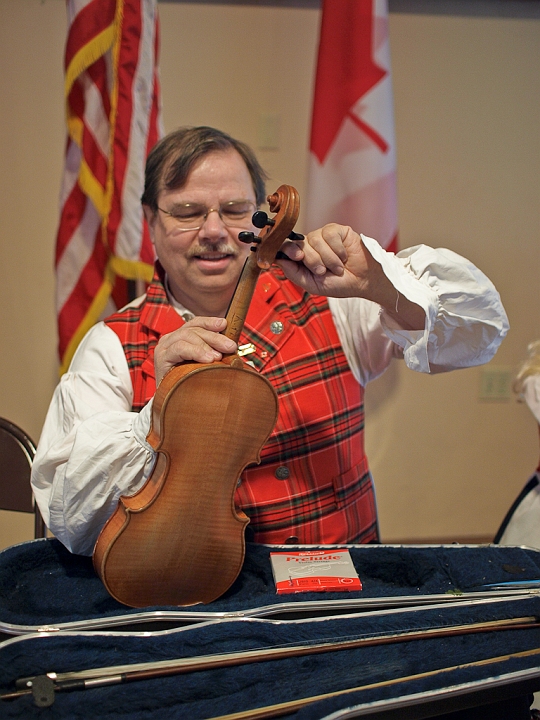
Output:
[306,0,398,253]
[56,0,163,373]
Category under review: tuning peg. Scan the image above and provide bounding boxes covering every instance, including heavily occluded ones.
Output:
[252,211,275,229]
[288,231,304,241]
[238,231,261,244]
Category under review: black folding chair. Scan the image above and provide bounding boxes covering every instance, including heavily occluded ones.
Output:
[0,417,46,539]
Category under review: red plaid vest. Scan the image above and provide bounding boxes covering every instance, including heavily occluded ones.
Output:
[105,264,379,545]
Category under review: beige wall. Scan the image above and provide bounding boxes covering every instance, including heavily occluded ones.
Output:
[0,0,538,549]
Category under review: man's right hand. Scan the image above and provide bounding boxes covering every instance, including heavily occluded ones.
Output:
[153,317,237,385]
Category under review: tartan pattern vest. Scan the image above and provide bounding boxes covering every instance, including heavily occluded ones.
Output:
[104,264,379,545]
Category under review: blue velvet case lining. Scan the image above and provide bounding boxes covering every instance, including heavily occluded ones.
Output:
[0,538,539,627]
[1,539,540,718]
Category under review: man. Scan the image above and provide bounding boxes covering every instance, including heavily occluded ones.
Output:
[31,126,509,556]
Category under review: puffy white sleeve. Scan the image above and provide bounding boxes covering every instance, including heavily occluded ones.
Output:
[329,236,509,386]
[31,322,155,556]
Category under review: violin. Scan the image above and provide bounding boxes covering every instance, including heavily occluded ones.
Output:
[93,185,300,607]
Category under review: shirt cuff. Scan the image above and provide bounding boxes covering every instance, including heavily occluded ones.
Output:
[361,234,438,373]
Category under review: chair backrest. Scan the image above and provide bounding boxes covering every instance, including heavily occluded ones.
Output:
[0,418,46,538]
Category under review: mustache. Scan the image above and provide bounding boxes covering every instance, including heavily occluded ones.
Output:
[186,243,239,258]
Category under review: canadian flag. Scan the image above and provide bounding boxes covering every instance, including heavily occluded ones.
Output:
[306,0,398,253]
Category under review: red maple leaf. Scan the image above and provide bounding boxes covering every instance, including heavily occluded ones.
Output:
[311,0,387,164]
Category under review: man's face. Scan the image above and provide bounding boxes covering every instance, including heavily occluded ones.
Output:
[145,149,257,317]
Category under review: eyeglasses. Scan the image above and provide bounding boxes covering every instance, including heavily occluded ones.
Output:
[157,200,257,232]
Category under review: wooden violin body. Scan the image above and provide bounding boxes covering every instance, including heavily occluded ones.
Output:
[93,185,300,608]
[93,355,277,607]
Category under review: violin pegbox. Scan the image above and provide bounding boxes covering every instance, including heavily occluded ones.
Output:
[237,187,302,267]
[252,185,301,270]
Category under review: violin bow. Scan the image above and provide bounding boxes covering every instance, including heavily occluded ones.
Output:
[209,644,540,720]
[1,615,539,707]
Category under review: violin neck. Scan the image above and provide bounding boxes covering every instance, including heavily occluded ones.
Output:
[224,252,261,344]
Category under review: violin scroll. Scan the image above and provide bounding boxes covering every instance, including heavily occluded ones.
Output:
[249,185,301,270]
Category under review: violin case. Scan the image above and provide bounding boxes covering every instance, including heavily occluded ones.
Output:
[1,538,540,718]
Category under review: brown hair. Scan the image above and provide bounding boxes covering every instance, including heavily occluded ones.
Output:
[141,126,267,211]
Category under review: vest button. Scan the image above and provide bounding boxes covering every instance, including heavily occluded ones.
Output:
[270,321,284,335]
[274,465,290,480]
[284,536,299,545]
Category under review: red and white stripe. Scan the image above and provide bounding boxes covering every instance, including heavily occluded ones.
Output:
[56,0,162,373]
